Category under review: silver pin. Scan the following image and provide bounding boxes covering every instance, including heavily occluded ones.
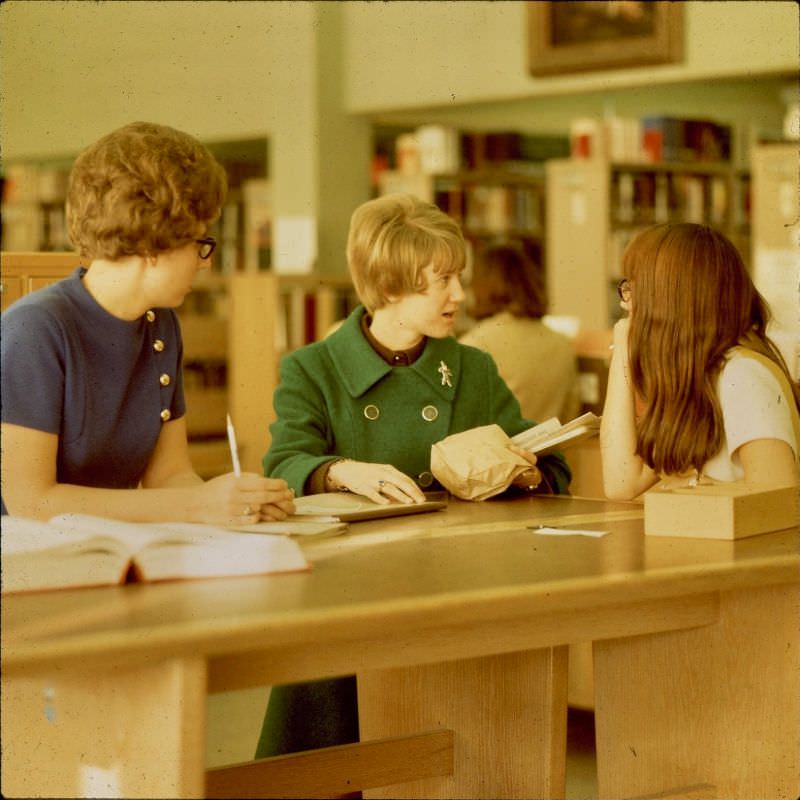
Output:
[438,360,453,387]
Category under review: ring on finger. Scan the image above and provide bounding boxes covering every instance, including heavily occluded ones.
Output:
[244,505,254,516]
[378,480,386,491]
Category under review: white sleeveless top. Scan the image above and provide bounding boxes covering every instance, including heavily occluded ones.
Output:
[703,349,799,481]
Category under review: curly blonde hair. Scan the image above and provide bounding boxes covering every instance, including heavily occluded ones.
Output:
[346,193,466,312]
[66,122,227,260]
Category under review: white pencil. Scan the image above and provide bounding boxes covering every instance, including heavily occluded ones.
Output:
[226,413,242,477]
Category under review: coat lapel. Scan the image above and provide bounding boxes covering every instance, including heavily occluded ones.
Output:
[325,306,463,400]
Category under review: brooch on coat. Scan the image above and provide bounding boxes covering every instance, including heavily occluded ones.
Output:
[438,360,453,388]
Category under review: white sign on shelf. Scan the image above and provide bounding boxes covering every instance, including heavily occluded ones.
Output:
[273,216,317,274]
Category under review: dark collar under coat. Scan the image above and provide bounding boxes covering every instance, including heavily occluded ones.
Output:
[324,305,462,400]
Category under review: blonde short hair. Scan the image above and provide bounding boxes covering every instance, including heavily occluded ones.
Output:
[67,121,227,261]
[346,193,466,312]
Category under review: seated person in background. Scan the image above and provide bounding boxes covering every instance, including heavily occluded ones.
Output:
[257,193,571,758]
[601,222,799,501]
[460,242,581,423]
[1,121,294,524]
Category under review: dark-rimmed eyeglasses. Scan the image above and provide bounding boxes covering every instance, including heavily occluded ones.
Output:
[196,237,217,260]
[617,278,631,302]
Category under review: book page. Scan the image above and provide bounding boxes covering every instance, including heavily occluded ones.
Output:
[1,517,132,594]
[512,412,600,454]
[3,516,132,557]
[49,514,179,551]
[132,524,309,581]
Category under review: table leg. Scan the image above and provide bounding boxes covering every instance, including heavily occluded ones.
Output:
[593,584,800,800]
[1,656,207,799]
[358,646,568,799]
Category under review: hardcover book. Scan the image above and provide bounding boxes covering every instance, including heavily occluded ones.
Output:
[2,514,310,595]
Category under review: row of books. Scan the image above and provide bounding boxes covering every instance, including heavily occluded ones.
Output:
[3,163,70,204]
[434,181,544,236]
[609,170,750,228]
[387,125,570,177]
[570,115,733,164]
[275,286,357,353]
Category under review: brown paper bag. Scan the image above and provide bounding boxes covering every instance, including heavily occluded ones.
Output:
[431,424,530,501]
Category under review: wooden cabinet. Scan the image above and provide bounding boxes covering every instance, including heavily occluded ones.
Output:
[0,252,78,311]
[546,159,751,331]
[1,252,357,476]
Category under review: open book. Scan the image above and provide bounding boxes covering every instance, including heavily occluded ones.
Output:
[511,412,601,456]
[1,514,310,595]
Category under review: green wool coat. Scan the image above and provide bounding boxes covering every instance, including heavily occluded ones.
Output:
[263,305,571,495]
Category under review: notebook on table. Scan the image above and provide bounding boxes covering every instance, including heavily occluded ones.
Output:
[288,491,448,522]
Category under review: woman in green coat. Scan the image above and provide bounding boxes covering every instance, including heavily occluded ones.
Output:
[256,193,572,758]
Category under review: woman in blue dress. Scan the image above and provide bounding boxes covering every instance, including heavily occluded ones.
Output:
[1,121,294,524]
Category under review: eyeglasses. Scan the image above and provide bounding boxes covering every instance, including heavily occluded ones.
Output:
[617,278,631,302]
[196,237,217,260]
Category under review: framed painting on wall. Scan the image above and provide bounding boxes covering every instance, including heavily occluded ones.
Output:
[528,1,683,76]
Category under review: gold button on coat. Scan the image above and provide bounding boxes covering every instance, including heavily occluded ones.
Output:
[417,471,434,488]
[145,310,156,322]
[421,405,439,422]
[363,404,380,421]
[160,409,171,422]
[159,373,171,386]
[153,339,165,352]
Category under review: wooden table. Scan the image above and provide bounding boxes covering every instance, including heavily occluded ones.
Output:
[2,495,798,799]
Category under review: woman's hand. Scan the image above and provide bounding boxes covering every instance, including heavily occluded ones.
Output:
[507,444,543,491]
[601,315,658,500]
[197,472,295,524]
[326,459,427,505]
[611,315,630,353]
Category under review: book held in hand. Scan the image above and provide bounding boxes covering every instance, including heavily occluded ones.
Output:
[511,412,601,455]
[1,514,310,595]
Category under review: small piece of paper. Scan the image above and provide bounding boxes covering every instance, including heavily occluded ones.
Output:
[529,526,608,538]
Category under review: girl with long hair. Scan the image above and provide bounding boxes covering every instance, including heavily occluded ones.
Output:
[601,222,799,500]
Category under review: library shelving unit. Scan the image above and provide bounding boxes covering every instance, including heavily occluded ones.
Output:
[378,167,547,279]
[751,141,799,379]
[1,138,270,273]
[546,158,751,332]
[0,252,358,477]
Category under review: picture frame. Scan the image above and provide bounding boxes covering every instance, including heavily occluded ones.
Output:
[528,1,683,77]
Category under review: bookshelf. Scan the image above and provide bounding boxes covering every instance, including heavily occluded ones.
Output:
[1,138,270,273]
[166,270,357,476]
[373,126,569,294]
[0,252,358,477]
[546,158,751,331]
[378,167,547,291]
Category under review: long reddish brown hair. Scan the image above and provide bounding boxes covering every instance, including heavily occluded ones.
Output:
[623,223,799,475]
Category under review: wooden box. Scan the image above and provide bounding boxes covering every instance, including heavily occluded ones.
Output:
[644,483,799,540]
